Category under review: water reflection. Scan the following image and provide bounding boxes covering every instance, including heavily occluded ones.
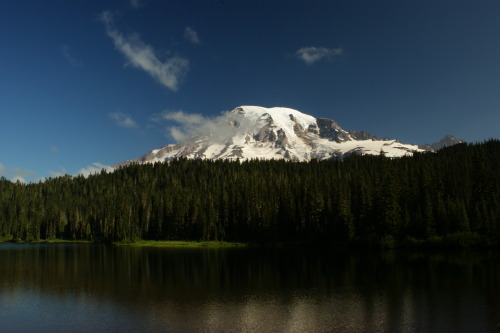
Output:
[0,244,499,332]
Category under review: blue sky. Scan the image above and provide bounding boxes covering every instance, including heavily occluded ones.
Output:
[1,0,499,182]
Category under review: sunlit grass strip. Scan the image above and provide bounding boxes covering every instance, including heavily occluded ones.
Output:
[35,239,94,244]
[115,240,249,248]
[0,237,93,244]
[0,236,13,243]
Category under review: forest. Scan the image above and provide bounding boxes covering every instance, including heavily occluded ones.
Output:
[0,140,499,247]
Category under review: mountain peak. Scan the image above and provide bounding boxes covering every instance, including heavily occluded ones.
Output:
[115,106,456,168]
[419,135,465,151]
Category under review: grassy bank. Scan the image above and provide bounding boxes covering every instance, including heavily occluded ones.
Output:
[113,240,249,248]
[0,237,93,244]
[1,232,496,249]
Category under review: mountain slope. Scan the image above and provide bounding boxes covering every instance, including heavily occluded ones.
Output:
[419,135,465,151]
[116,106,453,167]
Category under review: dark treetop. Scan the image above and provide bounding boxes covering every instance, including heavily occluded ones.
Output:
[1,140,498,247]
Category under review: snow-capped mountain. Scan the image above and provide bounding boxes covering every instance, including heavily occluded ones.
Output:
[115,106,457,167]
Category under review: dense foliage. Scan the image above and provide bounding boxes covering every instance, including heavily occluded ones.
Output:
[1,140,499,246]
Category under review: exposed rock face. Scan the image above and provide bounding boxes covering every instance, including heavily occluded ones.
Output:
[316,118,351,142]
[419,135,465,151]
[115,106,462,168]
[348,130,386,141]
[275,129,288,148]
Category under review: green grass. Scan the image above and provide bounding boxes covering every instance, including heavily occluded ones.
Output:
[35,239,94,244]
[0,236,13,243]
[0,237,93,244]
[114,240,249,248]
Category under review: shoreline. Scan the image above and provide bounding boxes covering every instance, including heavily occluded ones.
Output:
[113,240,250,248]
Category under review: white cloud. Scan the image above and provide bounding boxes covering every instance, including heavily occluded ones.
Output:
[0,163,34,183]
[184,26,201,44]
[296,46,343,65]
[130,0,141,9]
[11,176,27,184]
[0,163,7,177]
[61,44,82,66]
[11,167,33,178]
[101,11,189,92]
[48,167,68,178]
[77,163,115,178]
[167,126,187,142]
[157,110,206,141]
[47,164,113,180]
[156,110,255,144]
[109,111,138,128]
[161,110,207,126]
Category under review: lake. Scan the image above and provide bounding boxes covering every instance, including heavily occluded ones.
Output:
[0,243,498,332]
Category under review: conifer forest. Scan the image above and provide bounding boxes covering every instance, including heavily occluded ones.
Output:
[0,140,498,247]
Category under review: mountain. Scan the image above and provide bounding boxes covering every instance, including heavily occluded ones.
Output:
[115,106,458,167]
[419,135,465,151]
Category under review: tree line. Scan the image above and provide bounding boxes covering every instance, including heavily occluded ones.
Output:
[0,140,498,246]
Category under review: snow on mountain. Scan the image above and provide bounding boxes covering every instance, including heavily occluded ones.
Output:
[115,106,430,167]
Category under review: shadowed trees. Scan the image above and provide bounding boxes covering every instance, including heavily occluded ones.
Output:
[0,140,498,246]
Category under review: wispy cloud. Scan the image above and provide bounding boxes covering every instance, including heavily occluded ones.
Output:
[48,167,68,178]
[109,111,138,128]
[154,110,255,143]
[296,46,343,65]
[61,44,82,66]
[129,0,141,9]
[0,163,34,183]
[47,164,113,180]
[10,176,27,184]
[101,11,189,92]
[77,163,114,178]
[184,26,201,44]
[0,164,7,178]
[159,110,207,141]
[11,167,33,178]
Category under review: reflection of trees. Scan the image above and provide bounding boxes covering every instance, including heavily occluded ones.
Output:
[0,245,499,332]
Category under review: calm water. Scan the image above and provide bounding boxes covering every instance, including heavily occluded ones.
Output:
[0,243,499,333]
